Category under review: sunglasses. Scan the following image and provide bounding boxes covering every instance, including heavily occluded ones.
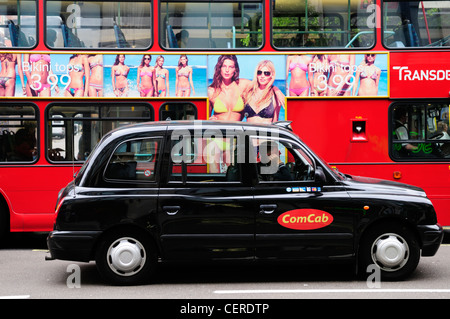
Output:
[367,54,375,57]
[144,57,151,60]
[257,70,271,76]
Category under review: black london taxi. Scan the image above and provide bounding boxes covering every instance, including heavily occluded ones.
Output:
[47,120,443,285]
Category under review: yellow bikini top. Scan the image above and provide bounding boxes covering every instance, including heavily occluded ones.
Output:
[213,96,245,113]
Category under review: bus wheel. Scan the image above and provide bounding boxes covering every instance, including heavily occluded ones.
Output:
[358,222,420,281]
[95,228,157,286]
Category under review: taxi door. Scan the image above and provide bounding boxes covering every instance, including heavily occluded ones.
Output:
[158,126,255,261]
[250,135,355,261]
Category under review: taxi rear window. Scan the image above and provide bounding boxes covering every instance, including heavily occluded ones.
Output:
[105,137,161,182]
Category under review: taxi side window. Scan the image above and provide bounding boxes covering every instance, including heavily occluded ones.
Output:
[251,137,314,182]
[104,138,161,182]
[170,135,241,183]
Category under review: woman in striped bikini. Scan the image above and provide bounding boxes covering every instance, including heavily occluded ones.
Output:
[88,55,103,97]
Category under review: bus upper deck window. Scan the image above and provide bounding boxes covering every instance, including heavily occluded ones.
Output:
[0,0,37,48]
[160,0,263,50]
[45,0,152,49]
[272,0,375,49]
[383,0,450,48]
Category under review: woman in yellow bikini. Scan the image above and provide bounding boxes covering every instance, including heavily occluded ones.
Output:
[208,55,250,121]
[207,55,250,173]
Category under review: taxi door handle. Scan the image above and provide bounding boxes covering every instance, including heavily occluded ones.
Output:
[260,204,277,215]
[163,206,180,216]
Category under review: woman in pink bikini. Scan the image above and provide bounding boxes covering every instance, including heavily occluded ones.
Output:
[111,54,129,97]
[352,54,381,96]
[65,54,89,97]
[88,54,103,97]
[137,54,156,97]
[1,53,25,97]
[176,55,195,97]
[286,54,312,97]
[24,53,54,97]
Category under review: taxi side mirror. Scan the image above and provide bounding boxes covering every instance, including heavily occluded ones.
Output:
[315,166,327,183]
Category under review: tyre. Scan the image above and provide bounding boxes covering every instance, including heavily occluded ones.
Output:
[358,222,420,281]
[95,228,157,285]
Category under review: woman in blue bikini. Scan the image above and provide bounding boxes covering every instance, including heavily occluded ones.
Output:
[65,54,89,97]
[155,55,169,97]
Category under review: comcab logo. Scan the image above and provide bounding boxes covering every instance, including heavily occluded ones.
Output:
[277,209,333,230]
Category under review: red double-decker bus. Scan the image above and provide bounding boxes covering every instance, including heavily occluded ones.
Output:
[0,0,449,238]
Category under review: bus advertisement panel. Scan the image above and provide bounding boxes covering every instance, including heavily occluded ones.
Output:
[1,52,388,101]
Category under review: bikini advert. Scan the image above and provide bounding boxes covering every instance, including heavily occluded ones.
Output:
[1,52,388,118]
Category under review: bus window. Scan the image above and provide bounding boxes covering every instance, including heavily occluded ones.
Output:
[159,103,197,121]
[383,0,450,48]
[160,0,263,49]
[47,104,153,162]
[272,0,375,49]
[0,0,37,48]
[391,103,450,160]
[0,105,37,163]
[45,0,152,49]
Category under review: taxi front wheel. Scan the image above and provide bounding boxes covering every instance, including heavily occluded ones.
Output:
[95,228,157,285]
[358,222,420,281]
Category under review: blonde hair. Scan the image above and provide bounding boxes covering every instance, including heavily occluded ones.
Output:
[243,60,276,107]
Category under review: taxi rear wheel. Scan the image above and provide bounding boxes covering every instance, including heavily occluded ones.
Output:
[95,228,157,285]
[358,222,420,281]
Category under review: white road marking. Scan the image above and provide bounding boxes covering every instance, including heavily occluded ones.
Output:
[214,289,450,294]
[0,295,30,299]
